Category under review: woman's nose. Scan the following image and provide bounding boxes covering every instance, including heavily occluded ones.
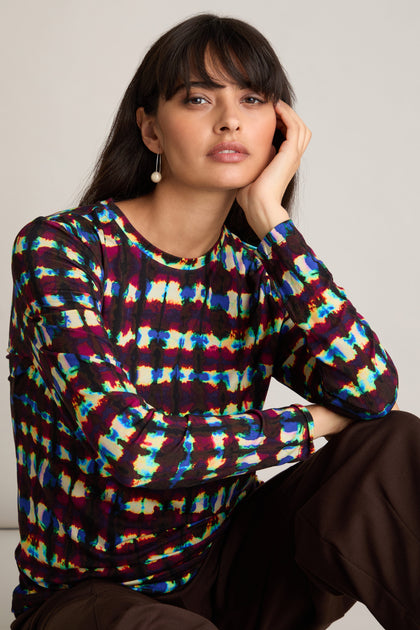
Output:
[217,118,240,133]
[214,103,241,133]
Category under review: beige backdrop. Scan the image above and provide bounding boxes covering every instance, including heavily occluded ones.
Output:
[1,1,419,628]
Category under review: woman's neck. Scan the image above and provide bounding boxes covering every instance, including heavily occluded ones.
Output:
[118,182,236,258]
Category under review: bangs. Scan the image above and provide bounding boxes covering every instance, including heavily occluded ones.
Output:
[149,15,294,105]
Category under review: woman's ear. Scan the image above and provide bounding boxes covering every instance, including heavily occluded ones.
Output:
[136,107,161,153]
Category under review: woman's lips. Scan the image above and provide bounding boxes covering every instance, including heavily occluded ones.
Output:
[207,142,249,163]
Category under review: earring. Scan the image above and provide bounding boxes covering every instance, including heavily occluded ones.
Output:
[150,153,162,183]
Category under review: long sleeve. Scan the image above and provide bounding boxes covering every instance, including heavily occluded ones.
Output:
[257,220,398,419]
[9,216,314,491]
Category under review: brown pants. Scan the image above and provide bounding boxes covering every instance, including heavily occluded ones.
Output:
[12,411,420,630]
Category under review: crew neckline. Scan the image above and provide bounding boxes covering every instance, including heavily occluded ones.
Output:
[99,198,228,271]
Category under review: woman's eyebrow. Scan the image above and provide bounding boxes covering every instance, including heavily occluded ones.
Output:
[173,80,226,95]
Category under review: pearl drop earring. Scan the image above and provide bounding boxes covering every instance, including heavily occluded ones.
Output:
[150,153,162,183]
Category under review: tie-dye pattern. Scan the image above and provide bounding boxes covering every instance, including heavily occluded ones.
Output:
[8,199,397,616]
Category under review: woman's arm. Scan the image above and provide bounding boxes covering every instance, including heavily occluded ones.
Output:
[259,220,398,420]
[237,101,397,429]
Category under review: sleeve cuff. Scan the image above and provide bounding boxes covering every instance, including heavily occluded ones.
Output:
[257,220,297,259]
[298,405,316,459]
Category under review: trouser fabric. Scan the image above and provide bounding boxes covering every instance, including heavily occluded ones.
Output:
[11,410,420,630]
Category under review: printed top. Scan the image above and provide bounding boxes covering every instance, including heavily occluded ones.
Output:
[8,199,398,616]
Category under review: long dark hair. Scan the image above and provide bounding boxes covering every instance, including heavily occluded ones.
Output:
[80,14,296,244]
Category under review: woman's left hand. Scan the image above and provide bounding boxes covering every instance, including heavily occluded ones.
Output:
[236,101,312,240]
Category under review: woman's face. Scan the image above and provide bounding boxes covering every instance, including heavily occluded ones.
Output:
[147,70,277,193]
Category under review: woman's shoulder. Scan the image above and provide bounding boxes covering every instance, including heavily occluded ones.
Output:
[10,202,113,278]
[15,201,107,244]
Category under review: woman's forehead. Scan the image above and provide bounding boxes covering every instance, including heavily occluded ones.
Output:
[175,52,252,93]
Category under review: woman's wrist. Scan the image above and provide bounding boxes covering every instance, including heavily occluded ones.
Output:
[244,201,290,241]
[308,404,352,439]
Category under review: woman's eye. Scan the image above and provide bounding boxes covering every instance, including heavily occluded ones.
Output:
[185,96,208,105]
[243,95,265,104]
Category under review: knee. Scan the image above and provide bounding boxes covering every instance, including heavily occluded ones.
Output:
[373,409,420,445]
[326,409,420,476]
[348,409,420,482]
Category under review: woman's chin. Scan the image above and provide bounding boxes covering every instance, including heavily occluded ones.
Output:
[209,174,258,192]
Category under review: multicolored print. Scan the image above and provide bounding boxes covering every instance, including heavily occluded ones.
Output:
[8,199,398,616]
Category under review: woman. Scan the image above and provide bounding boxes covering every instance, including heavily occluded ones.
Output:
[8,13,420,630]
